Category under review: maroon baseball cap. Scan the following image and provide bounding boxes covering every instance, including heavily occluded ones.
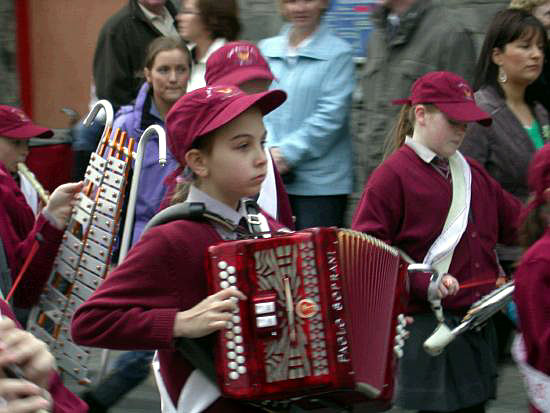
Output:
[205,41,274,87]
[165,85,286,164]
[393,71,492,126]
[0,105,53,139]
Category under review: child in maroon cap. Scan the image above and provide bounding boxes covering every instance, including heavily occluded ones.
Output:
[204,41,294,229]
[352,71,522,412]
[0,106,87,411]
[72,85,287,413]
[0,105,83,307]
[512,143,550,413]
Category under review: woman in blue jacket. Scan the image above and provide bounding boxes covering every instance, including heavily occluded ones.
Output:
[259,0,355,229]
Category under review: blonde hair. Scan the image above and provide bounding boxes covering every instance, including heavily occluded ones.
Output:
[383,103,438,159]
[169,133,215,205]
[509,0,550,13]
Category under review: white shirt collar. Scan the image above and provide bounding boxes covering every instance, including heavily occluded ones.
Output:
[186,185,258,241]
[404,136,438,164]
[186,185,247,226]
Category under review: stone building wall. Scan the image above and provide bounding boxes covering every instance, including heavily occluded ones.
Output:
[0,0,19,106]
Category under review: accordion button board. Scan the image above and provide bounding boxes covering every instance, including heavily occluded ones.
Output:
[206,227,409,402]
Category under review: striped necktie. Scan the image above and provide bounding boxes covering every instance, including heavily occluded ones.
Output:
[431,156,451,180]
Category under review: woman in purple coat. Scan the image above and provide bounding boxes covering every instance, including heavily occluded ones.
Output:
[113,36,192,246]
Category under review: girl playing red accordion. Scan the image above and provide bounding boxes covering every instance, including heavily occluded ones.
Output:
[352,71,521,413]
[71,85,287,412]
[512,143,550,413]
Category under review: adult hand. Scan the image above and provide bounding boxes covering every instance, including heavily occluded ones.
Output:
[270,147,290,175]
[0,318,55,389]
[43,181,84,229]
[0,379,52,413]
[438,274,460,299]
[173,288,247,339]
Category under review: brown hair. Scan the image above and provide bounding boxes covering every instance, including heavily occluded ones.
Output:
[144,36,192,71]
[474,9,547,102]
[198,0,240,41]
[519,202,550,247]
[169,132,216,205]
[383,104,438,159]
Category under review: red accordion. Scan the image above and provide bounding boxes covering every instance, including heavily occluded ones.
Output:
[206,227,409,403]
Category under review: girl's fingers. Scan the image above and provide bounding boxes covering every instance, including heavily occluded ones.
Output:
[0,378,42,400]
[212,287,246,301]
[0,395,51,413]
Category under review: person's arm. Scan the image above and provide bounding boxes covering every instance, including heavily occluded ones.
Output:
[72,225,247,350]
[11,182,83,308]
[93,26,135,108]
[0,304,87,413]
[71,227,182,350]
[351,165,431,301]
[275,50,355,167]
[516,258,550,370]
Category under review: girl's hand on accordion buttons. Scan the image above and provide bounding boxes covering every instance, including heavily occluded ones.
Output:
[438,274,460,299]
[173,287,247,339]
[0,318,56,389]
[44,181,84,230]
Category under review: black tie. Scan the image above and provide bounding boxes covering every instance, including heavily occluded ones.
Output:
[432,157,451,180]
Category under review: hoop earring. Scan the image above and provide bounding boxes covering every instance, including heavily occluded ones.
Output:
[498,66,507,84]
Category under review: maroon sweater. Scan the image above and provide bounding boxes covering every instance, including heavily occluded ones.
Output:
[352,146,521,313]
[0,163,63,307]
[72,218,281,410]
[514,229,550,375]
[0,299,88,412]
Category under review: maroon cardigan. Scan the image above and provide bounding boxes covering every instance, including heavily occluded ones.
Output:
[0,299,88,412]
[352,146,521,313]
[514,229,550,369]
[72,217,282,411]
[514,229,550,413]
[0,163,63,307]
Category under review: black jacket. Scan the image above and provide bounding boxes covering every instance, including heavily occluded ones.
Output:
[92,0,178,110]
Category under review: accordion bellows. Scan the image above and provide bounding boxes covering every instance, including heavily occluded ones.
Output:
[206,227,409,402]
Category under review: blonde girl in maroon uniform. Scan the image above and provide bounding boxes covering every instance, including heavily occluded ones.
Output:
[71,85,286,413]
[352,71,521,413]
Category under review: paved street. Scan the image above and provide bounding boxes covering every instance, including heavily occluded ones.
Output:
[64,350,528,412]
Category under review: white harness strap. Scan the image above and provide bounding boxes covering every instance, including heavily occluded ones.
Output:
[423,151,472,275]
[257,148,278,221]
[152,351,221,413]
[512,334,550,412]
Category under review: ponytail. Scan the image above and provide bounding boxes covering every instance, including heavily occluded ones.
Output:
[383,104,438,159]
[170,180,193,205]
[168,133,216,206]
[519,202,550,248]
[383,104,414,159]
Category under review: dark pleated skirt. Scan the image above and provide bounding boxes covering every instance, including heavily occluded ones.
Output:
[394,312,498,411]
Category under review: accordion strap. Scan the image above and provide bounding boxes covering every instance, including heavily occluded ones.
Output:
[143,200,268,237]
[0,235,10,301]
